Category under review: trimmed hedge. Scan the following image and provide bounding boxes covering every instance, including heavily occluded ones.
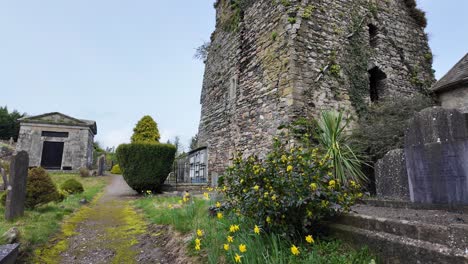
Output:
[61,179,84,194]
[116,143,176,193]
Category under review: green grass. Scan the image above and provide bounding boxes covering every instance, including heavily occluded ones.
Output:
[0,172,106,256]
[134,195,376,264]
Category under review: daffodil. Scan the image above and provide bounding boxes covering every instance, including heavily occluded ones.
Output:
[287,165,293,172]
[234,253,242,263]
[195,244,201,251]
[203,192,210,200]
[310,183,317,191]
[329,180,336,187]
[266,216,271,224]
[223,243,230,251]
[305,235,314,244]
[196,229,203,237]
[254,225,260,234]
[291,245,300,256]
[239,244,247,253]
[227,235,234,243]
[253,185,260,191]
[217,212,223,219]
[216,201,222,208]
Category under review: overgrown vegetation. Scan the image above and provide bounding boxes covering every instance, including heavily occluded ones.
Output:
[194,42,211,62]
[0,173,106,257]
[135,196,375,264]
[220,111,365,236]
[353,94,434,162]
[403,0,427,28]
[116,143,176,193]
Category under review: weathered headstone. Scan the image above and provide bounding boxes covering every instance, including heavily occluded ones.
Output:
[5,151,29,220]
[405,107,468,204]
[1,167,7,191]
[97,155,106,176]
[0,243,19,264]
[375,149,409,200]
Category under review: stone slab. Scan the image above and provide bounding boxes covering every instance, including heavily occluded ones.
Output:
[375,149,409,200]
[0,243,19,264]
[5,151,29,220]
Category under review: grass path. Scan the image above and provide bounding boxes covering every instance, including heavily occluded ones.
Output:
[34,175,168,264]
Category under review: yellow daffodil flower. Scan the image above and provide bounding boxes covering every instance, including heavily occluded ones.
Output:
[239,244,247,253]
[254,225,260,234]
[234,253,242,263]
[305,235,314,244]
[291,245,300,256]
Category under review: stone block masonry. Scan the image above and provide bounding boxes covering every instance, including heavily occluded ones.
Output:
[198,0,435,182]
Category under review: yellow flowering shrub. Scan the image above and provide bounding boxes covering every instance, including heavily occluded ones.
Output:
[220,136,362,234]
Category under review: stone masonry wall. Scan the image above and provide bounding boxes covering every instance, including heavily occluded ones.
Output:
[198,0,435,181]
[16,123,94,170]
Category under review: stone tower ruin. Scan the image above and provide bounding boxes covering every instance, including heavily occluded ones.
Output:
[197,0,435,182]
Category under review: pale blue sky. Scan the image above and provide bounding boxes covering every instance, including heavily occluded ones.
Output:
[0,1,466,149]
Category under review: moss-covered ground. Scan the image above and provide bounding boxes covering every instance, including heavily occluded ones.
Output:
[0,173,106,261]
[34,175,152,264]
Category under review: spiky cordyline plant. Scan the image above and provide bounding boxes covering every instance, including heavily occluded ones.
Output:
[316,110,367,184]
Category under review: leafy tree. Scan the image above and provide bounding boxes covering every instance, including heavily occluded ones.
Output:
[131,115,160,143]
[189,134,199,151]
[0,106,25,141]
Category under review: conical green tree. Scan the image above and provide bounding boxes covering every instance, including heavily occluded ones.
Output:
[131,115,160,143]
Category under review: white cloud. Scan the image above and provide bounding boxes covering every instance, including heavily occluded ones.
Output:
[98,127,132,149]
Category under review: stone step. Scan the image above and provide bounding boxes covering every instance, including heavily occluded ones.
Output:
[337,213,468,250]
[330,223,468,264]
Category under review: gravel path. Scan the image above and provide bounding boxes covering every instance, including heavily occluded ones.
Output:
[35,175,172,264]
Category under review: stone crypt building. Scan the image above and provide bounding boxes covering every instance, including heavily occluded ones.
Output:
[16,112,97,170]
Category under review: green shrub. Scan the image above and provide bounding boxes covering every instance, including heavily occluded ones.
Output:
[403,0,427,28]
[25,167,61,209]
[221,135,362,235]
[116,143,176,193]
[60,179,84,194]
[353,94,434,162]
[110,164,122,174]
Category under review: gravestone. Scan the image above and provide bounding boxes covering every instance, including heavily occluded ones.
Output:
[5,151,29,220]
[405,107,468,204]
[97,155,106,176]
[1,167,7,191]
[8,137,13,146]
[375,149,409,200]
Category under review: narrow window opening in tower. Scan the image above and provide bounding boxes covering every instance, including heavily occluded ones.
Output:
[368,24,378,48]
[368,67,387,102]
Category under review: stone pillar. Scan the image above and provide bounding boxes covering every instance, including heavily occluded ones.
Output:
[5,151,29,220]
[97,155,106,176]
[404,107,468,204]
[375,149,409,200]
[1,167,7,191]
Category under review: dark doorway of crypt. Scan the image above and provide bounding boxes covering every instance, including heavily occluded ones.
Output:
[41,141,64,170]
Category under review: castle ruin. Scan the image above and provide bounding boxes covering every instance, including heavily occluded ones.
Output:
[197,0,435,182]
